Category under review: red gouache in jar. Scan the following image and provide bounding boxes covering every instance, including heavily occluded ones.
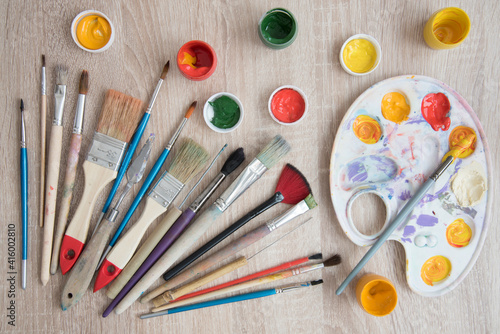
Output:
[177,40,217,81]
[271,88,305,123]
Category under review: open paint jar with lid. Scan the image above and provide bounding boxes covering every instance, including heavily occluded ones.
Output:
[258,8,298,49]
[268,85,308,125]
[203,92,244,133]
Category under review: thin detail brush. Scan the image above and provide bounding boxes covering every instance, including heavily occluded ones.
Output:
[39,55,46,228]
[20,99,28,289]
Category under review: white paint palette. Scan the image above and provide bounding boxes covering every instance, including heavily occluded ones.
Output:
[329,75,492,297]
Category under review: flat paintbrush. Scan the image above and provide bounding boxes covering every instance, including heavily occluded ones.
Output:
[50,70,88,274]
[102,147,245,316]
[94,139,209,292]
[112,135,290,315]
[39,54,46,228]
[41,66,67,286]
[20,99,28,289]
[59,89,143,275]
[161,163,311,282]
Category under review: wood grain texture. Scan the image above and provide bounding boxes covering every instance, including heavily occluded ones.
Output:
[0,0,499,333]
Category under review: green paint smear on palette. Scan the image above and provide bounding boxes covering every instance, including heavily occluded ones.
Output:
[261,12,294,43]
[209,96,240,129]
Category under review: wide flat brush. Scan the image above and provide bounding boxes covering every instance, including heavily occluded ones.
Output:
[112,135,290,315]
[140,194,317,304]
[50,70,88,274]
[59,89,143,275]
[41,66,67,286]
[141,280,324,319]
[20,99,28,289]
[94,139,209,292]
[39,55,46,228]
[92,62,170,236]
[161,163,311,282]
[102,147,244,316]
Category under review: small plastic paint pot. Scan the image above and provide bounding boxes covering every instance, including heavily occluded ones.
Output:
[71,10,115,53]
[355,274,398,317]
[268,85,308,125]
[177,40,217,81]
[258,8,298,49]
[339,34,381,76]
[203,92,244,133]
[423,7,471,50]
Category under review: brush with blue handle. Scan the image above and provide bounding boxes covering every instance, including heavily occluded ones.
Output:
[20,99,28,290]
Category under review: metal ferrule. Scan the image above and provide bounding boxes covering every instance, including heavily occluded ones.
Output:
[149,172,184,207]
[53,85,66,125]
[430,155,454,181]
[145,80,163,114]
[276,282,311,294]
[292,263,324,276]
[20,112,26,148]
[165,118,188,151]
[266,200,310,232]
[188,172,226,212]
[106,208,120,223]
[41,67,46,95]
[215,159,267,212]
[86,132,128,171]
[72,94,86,134]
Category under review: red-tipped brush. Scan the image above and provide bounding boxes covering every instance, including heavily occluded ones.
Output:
[161,163,312,282]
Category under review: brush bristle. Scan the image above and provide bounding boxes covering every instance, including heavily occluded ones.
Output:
[160,61,170,79]
[185,101,197,118]
[167,139,210,184]
[220,147,245,175]
[275,164,311,205]
[323,254,342,267]
[79,70,89,95]
[42,55,45,67]
[309,253,323,260]
[96,89,144,142]
[256,135,290,169]
[311,279,324,286]
[20,99,24,111]
[56,65,68,85]
[303,194,318,210]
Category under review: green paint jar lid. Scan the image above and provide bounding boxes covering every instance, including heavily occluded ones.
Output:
[258,8,298,49]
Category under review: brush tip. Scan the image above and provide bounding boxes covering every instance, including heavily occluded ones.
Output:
[168,138,210,184]
[311,279,324,286]
[221,147,245,175]
[324,254,342,267]
[56,65,68,85]
[256,135,291,169]
[20,99,24,111]
[160,61,170,79]
[79,70,89,95]
[275,164,312,205]
[185,101,197,118]
[42,55,45,66]
[309,253,323,260]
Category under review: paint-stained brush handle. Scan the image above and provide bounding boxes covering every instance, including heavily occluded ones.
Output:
[39,94,47,228]
[50,133,82,274]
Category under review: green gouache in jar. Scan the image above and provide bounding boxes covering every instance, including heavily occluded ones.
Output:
[258,8,298,49]
[209,96,241,129]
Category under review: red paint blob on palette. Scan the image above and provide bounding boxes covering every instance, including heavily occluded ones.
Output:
[271,88,306,123]
[421,92,451,131]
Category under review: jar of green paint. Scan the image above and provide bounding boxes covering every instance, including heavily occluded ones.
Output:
[258,8,298,49]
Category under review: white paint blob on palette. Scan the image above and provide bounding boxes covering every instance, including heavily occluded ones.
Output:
[329,75,492,297]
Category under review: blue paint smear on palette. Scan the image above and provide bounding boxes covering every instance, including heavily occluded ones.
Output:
[342,155,398,189]
[416,214,438,227]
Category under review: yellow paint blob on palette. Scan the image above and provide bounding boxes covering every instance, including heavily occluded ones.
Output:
[329,75,492,297]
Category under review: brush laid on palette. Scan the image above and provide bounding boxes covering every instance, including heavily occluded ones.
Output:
[102,147,245,316]
[160,163,312,283]
[140,280,324,319]
[41,66,68,286]
[58,89,143,275]
[93,139,210,292]
[60,136,154,310]
[139,193,318,307]
[105,144,233,300]
[109,135,291,315]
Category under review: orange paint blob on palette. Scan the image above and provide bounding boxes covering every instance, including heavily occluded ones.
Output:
[421,255,451,286]
[352,115,381,144]
[446,218,472,248]
[449,126,476,158]
[381,92,410,124]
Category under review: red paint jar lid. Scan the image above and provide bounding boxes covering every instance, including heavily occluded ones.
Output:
[268,85,308,125]
[177,40,217,81]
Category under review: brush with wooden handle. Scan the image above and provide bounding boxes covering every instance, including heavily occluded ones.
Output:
[58,89,143,275]
[41,66,67,286]
[93,139,210,292]
[60,135,154,310]
[39,54,46,228]
[105,144,229,299]
[50,70,88,275]
[111,135,290,315]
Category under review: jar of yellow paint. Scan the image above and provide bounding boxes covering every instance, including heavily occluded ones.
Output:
[424,7,470,50]
[355,274,397,316]
[339,34,381,76]
[71,10,115,53]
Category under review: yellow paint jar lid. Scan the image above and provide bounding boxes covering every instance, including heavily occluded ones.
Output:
[355,274,397,316]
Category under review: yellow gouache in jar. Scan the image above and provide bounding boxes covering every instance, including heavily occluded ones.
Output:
[381,92,411,124]
[76,15,112,50]
[342,39,377,73]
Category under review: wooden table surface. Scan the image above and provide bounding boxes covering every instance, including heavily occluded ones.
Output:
[1,0,499,333]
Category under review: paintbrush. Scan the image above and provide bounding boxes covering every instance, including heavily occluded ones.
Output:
[112,135,290,315]
[105,144,229,300]
[154,220,316,306]
[97,101,197,269]
[20,99,28,289]
[58,89,143,275]
[140,193,317,305]
[41,66,67,286]
[92,62,170,236]
[39,55,46,228]
[153,255,340,311]
[102,147,245,316]
[140,280,324,319]
[50,70,88,275]
[60,135,154,310]
[161,163,311,282]
[94,139,210,292]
